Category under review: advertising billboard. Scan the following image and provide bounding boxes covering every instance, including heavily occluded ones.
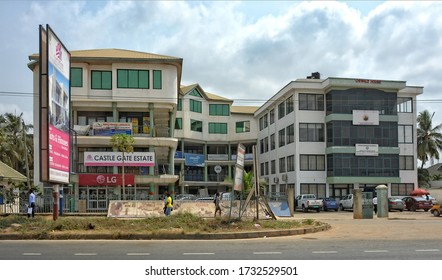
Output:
[184,153,205,167]
[39,25,71,184]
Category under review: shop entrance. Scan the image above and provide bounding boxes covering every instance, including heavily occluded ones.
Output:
[87,188,108,211]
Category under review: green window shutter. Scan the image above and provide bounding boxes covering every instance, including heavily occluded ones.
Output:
[236,122,243,133]
[139,70,149,89]
[71,68,82,87]
[91,71,101,89]
[177,99,182,111]
[153,70,162,89]
[128,70,138,88]
[117,69,127,88]
[175,118,182,129]
[102,71,112,89]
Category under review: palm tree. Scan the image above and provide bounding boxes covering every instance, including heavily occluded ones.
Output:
[417,110,442,169]
[110,134,135,200]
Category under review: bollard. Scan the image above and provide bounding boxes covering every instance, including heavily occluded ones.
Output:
[353,189,363,219]
[376,185,389,218]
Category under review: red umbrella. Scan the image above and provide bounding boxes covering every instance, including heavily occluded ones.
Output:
[410,188,430,196]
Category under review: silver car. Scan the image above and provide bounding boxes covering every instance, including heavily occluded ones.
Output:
[388,196,405,212]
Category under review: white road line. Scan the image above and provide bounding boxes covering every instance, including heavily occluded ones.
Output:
[415,249,440,252]
[253,252,282,255]
[183,253,215,255]
[22,253,42,256]
[364,250,389,253]
[126,253,151,256]
[312,251,338,254]
[74,253,98,256]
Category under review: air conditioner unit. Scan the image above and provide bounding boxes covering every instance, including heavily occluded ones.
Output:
[282,174,288,181]
[273,177,279,183]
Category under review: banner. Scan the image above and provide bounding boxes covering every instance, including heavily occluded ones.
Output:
[79,174,135,186]
[84,152,155,166]
[185,154,205,167]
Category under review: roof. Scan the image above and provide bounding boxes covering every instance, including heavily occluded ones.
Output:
[0,161,26,183]
[180,84,232,102]
[231,106,259,114]
[427,163,442,176]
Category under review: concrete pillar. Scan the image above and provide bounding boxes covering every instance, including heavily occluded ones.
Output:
[376,185,389,218]
[287,187,294,217]
[149,182,155,200]
[353,189,362,219]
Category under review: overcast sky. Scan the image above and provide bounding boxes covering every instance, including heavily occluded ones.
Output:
[1,1,441,126]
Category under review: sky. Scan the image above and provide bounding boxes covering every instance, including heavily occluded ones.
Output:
[1,0,442,127]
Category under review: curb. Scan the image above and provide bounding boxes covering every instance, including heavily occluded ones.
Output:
[0,223,331,240]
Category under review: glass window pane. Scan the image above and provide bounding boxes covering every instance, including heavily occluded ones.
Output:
[91,71,101,89]
[117,70,127,88]
[153,70,162,89]
[139,70,149,88]
[128,70,138,88]
[102,72,112,89]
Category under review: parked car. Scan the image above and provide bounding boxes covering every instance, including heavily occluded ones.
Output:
[175,194,197,201]
[322,197,339,211]
[295,194,323,212]
[339,194,354,211]
[402,196,433,212]
[388,197,405,212]
[430,204,441,217]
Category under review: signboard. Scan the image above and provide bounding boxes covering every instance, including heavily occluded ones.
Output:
[208,154,229,161]
[353,110,379,126]
[79,174,135,186]
[142,117,150,134]
[234,143,246,191]
[214,165,222,174]
[175,151,184,159]
[355,144,379,156]
[92,122,132,136]
[39,24,71,184]
[236,143,246,168]
[84,152,155,166]
[185,153,205,167]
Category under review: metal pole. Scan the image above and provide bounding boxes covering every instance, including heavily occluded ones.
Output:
[52,184,59,221]
[253,145,259,220]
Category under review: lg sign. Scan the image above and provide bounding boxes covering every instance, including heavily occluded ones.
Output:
[79,174,134,186]
[96,175,117,184]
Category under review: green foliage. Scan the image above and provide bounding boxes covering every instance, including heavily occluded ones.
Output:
[110,134,135,153]
[417,110,442,169]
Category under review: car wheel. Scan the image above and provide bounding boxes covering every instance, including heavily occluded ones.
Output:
[433,210,440,217]
[399,209,403,212]
[316,208,320,212]
[424,209,429,212]
[340,204,344,211]
[410,205,416,212]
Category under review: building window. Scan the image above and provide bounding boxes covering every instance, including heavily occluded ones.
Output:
[260,163,265,176]
[209,122,227,134]
[300,183,326,198]
[286,95,294,114]
[299,123,324,142]
[190,99,202,113]
[299,93,324,111]
[398,125,413,143]
[270,133,275,150]
[153,70,162,89]
[190,119,202,132]
[260,139,265,154]
[265,162,269,176]
[91,70,112,90]
[117,69,149,89]
[399,156,414,170]
[236,121,250,133]
[279,157,286,173]
[278,102,285,119]
[189,88,203,97]
[270,109,275,124]
[259,114,268,131]
[327,154,399,177]
[278,128,285,147]
[209,104,230,116]
[286,124,294,144]
[397,97,413,113]
[177,99,182,111]
[71,67,83,87]
[175,118,182,130]
[271,160,276,174]
[391,183,414,196]
[300,155,325,171]
[287,155,295,171]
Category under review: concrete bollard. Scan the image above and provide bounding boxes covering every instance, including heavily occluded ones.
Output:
[376,185,389,218]
[353,189,363,219]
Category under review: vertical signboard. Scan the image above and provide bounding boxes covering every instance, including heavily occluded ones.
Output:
[40,25,71,184]
[234,143,246,191]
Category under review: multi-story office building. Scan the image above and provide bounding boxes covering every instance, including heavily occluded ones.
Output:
[255,74,422,200]
[29,49,257,212]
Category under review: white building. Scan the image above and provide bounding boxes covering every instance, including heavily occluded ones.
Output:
[254,73,422,200]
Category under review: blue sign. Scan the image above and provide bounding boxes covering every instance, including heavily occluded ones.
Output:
[185,153,205,167]
[175,151,183,159]
[93,129,131,136]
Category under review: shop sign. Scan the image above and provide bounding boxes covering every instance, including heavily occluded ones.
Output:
[185,153,205,167]
[84,151,155,166]
[355,144,379,156]
[79,174,135,186]
[352,110,379,126]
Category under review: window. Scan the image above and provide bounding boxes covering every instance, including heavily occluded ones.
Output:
[300,155,325,171]
[209,104,230,116]
[189,89,203,97]
[264,137,269,153]
[397,97,413,113]
[391,183,414,196]
[190,99,202,113]
[270,133,275,150]
[399,156,414,170]
[278,102,285,119]
[260,163,265,176]
[278,128,285,147]
[209,122,227,134]
[177,99,182,111]
[300,183,326,198]
[264,162,269,176]
[299,93,324,111]
[153,70,162,89]
[71,67,83,87]
[279,157,286,173]
[287,155,295,171]
[398,125,413,143]
[271,160,276,174]
[259,114,268,130]
[286,95,294,114]
[175,118,182,130]
[236,121,250,133]
[270,109,275,124]
[117,69,149,89]
[190,119,202,132]
[260,139,265,154]
[299,123,324,142]
[286,124,294,144]
[91,70,112,90]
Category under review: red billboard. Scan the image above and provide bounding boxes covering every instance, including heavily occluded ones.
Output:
[79,174,135,186]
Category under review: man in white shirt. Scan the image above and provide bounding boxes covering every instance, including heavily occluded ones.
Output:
[28,190,35,218]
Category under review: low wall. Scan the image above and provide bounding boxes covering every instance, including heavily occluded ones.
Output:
[107,200,270,218]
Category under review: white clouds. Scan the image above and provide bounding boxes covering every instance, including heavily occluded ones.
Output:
[1,1,442,123]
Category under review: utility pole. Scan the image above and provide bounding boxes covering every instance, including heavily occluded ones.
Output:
[22,120,31,190]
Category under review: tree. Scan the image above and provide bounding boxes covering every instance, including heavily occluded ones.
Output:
[417,110,442,169]
[110,134,135,200]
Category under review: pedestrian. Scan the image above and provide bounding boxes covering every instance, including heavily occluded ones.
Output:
[214,192,221,217]
[373,196,378,214]
[28,189,36,218]
[164,192,173,216]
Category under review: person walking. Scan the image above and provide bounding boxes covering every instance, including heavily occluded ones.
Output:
[373,196,378,214]
[214,192,221,217]
[28,189,36,218]
[164,192,173,216]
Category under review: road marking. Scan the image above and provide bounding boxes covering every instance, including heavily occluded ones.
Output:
[312,251,337,254]
[74,253,98,256]
[253,252,282,255]
[126,253,151,256]
[183,253,215,255]
[23,253,42,256]
[415,249,440,252]
[364,250,389,253]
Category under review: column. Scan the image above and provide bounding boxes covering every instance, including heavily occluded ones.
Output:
[149,103,154,137]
